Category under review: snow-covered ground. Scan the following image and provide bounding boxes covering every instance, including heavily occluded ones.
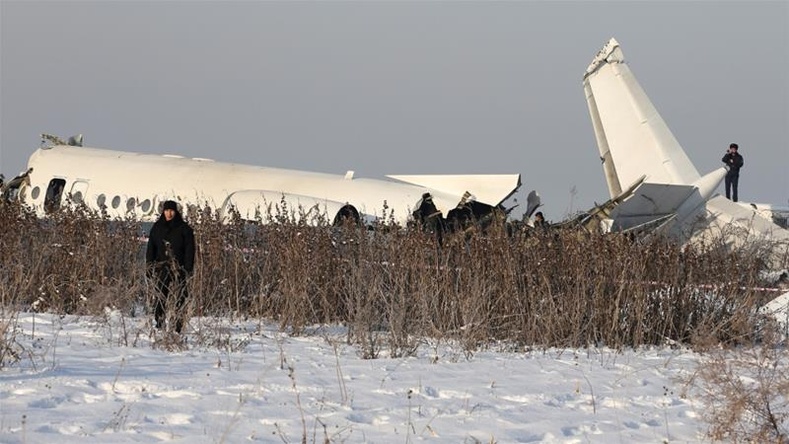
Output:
[0,312,707,443]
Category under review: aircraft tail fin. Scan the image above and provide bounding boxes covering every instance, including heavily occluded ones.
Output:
[582,39,789,253]
[583,38,700,198]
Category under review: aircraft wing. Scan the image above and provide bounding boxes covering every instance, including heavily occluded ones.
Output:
[385,174,522,207]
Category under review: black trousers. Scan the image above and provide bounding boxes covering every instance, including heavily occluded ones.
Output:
[725,173,739,202]
[152,266,189,333]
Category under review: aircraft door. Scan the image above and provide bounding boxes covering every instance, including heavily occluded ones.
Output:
[44,178,66,213]
[70,181,89,205]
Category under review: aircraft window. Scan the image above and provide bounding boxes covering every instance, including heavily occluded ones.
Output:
[31,186,40,199]
[140,199,151,213]
[72,191,83,203]
[126,198,136,212]
[44,179,66,214]
[112,196,121,209]
[97,194,106,208]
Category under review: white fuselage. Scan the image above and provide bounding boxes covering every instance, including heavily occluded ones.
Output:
[19,144,521,225]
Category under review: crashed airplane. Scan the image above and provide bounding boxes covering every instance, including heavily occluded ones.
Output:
[3,38,786,246]
[580,38,789,250]
[2,134,521,228]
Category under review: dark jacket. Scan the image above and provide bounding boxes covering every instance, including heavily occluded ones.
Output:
[146,211,195,274]
[722,152,744,175]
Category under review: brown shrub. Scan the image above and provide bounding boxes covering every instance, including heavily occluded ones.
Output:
[1,198,785,356]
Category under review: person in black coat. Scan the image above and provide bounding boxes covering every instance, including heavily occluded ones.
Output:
[146,200,195,333]
[533,211,549,230]
[722,143,744,202]
[413,192,445,244]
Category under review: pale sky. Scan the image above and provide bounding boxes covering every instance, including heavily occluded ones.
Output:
[2,1,787,221]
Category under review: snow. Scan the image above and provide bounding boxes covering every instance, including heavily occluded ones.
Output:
[0,312,707,443]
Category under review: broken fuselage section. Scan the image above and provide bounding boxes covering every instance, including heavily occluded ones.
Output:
[6,137,522,230]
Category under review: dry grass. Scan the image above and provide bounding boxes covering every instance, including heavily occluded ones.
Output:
[2,198,786,356]
[685,329,789,442]
[3,198,789,438]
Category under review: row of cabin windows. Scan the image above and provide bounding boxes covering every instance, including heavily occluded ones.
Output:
[34,179,155,214]
[31,179,362,225]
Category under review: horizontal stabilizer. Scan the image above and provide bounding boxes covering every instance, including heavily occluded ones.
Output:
[610,183,695,219]
[620,213,676,236]
[386,174,521,207]
[609,182,695,231]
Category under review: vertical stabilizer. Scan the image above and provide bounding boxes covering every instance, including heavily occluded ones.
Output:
[582,39,789,256]
[583,38,700,199]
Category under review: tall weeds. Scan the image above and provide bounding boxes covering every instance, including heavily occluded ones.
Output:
[1,198,786,362]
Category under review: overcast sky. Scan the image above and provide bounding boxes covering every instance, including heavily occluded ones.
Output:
[1,1,787,220]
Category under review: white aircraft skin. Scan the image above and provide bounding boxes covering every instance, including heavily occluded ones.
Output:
[10,140,521,227]
[583,38,789,247]
[738,202,789,230]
